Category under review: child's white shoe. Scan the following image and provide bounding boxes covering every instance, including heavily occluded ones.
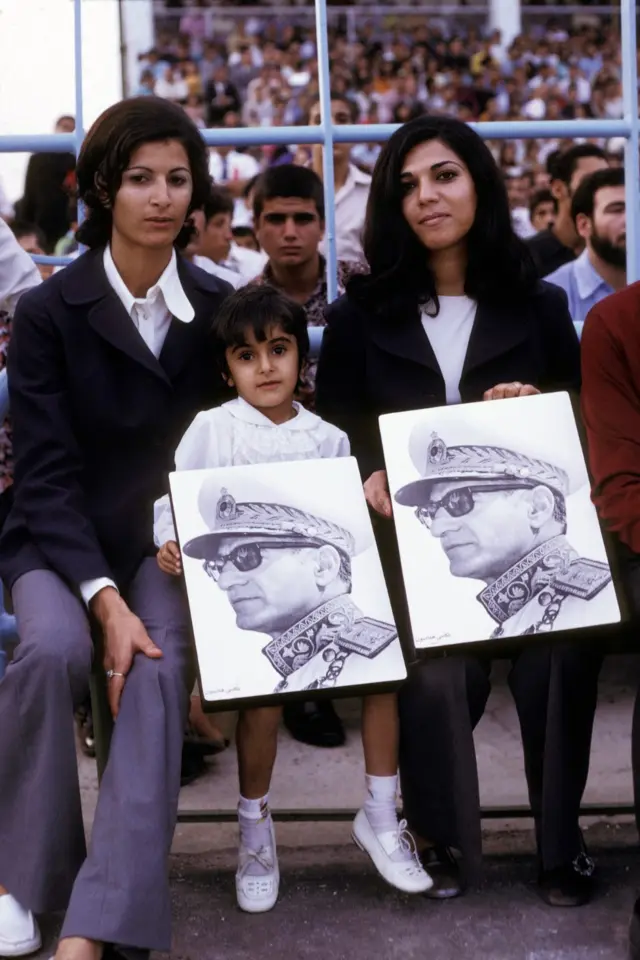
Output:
[0,894,41,957]
[236,814,280,913]
[352,808,433,894]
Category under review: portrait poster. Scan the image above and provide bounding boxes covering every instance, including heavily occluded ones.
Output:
[170,456,408,710]
[380,392,621,653]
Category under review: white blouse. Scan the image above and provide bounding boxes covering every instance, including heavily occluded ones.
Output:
[153,397,350,546]
[420,296,477,405]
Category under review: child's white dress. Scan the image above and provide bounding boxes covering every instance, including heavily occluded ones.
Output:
[154,396,350,547]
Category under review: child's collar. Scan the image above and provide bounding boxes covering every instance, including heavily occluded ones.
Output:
[227,396,313,430]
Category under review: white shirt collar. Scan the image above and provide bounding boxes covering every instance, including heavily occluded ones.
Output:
[225,396,318,431]
[103,246,194,324]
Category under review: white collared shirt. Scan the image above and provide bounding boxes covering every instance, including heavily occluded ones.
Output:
[153,397,350,546]
[208,149,261,185]
[320,163,371,265]
[193,254,245,289]
[80,246,195,607]
[221,242,267,282]
[102,245,194,358]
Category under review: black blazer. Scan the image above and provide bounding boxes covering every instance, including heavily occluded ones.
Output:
[0,248,232,592]
[315,281,581,480]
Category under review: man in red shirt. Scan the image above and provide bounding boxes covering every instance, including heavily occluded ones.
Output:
[581,284,640,959]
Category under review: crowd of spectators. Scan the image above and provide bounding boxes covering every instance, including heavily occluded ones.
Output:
[1,12,632,257]
[127,11,633,237]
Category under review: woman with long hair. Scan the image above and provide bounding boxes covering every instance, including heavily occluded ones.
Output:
[0,97,231,960]
[316,115,601,907]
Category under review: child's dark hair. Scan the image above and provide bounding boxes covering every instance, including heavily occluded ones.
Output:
[212,285,310,383]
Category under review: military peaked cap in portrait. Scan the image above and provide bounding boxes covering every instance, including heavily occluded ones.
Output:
[394,406,588,508]
[182,473,373,561]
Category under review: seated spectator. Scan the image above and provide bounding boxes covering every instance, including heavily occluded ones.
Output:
[10,221,53,281]
[154,64,189,102]
[0,220,41,497]
[232,225,259,252]
[0,177,14,223]
[529,188,557,233]
[505,170,536,238]
[316,114,601,908]
[526,144,609,278]
[14,115,76,251]
[208,113,261,198]
[0,96,231,960]
[547,167,626,327]
[179,196,244,290]
[250,164,366,748]
[580,265,640,960]
[187,184,264,283]
[205,65,242,126]
[54,199,79,258]
[232,175,259,228]
[135,68,157,97]
[309,93,371,265]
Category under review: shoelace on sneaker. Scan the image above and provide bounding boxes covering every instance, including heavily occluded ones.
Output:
[390,820,429,876]
[239,843,275,877]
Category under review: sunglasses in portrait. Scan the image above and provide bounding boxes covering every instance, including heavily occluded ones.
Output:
[415,484,533,528]
[262,212,319,226]
[203,538,319,580]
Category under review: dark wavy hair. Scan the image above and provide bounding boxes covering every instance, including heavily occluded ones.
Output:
[349,115,538,315]
[75,97,211,249]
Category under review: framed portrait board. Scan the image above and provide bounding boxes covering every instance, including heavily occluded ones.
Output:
[379,392,621,654]
[170,456,408,711]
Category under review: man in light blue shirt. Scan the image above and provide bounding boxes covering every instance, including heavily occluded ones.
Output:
[547,167,626,334]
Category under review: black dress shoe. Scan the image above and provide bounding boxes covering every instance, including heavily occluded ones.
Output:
[537,851,596,907]
[420,846,464,899]
[180,741,208,786]
[282,700,346,748]
[629,896,640,959]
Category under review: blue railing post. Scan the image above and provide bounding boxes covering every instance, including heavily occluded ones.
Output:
[314,0,338,303]
[621,0,640,284]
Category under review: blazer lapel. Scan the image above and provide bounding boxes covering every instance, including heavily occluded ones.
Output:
[61,248,171,383]
[87,294,171,383]
[158,257,222,382]
[461,298,530,379]
[369,304,441,374]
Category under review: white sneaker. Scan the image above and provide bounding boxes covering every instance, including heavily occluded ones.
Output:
[352,808,434,895]
[236,815,280,914]
[0,894,42,957]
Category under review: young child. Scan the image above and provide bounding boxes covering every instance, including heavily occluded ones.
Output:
[154,285,432,913]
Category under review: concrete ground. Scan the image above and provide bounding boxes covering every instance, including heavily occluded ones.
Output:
[32,657,640,960]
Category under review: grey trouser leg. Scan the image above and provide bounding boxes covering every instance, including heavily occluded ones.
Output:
[0,569,93,913]
[61,558,193,953]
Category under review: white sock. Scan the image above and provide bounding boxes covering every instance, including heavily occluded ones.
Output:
[238,794,272,849]
[363,774,399,833]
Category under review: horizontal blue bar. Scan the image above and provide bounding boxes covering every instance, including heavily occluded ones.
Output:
[0,133,77,154]
[201,118,631,147]
[32,254,74,267]
[0,118,632,158]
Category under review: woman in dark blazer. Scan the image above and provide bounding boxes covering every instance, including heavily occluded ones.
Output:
[316,115,601,907]
[0,98,231,960]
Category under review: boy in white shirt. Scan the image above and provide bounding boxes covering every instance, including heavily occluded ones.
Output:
[154,285,432,914]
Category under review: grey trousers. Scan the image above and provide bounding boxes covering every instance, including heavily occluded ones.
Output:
[0,559,193,952]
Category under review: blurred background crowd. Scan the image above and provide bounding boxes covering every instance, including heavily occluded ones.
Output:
[0,0,631,265]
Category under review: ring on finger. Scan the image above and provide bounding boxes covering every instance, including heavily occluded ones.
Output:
[106,669,126,681]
